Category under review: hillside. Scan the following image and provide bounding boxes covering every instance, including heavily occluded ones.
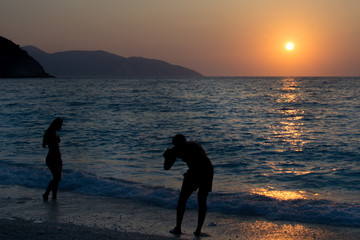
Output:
[22,46,202,78]
[0,37,51,78]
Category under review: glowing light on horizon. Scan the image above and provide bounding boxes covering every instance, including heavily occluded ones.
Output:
[286,42,294,50]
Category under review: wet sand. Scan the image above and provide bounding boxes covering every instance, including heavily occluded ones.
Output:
[0,185,359,240]
[0,218,172,240]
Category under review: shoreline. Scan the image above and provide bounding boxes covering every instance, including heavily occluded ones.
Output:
[1,184,359,240]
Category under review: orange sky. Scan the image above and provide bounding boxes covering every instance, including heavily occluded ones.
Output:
[1,0,359,76]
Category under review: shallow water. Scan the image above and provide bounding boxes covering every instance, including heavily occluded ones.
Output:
[2,184,359,240]
[0,77,359,226]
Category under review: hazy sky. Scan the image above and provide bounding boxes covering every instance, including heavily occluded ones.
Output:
[1,0,359,76]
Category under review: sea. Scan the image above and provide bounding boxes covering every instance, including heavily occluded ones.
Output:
[0,77,359,227]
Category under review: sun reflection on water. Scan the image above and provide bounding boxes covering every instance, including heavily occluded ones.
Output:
[270,78,310,152]
[265,161,314,176]
[251,187,318,201]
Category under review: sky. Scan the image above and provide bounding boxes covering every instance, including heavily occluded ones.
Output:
[1,0,360,76]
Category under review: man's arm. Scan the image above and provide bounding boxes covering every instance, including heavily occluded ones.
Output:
[163,148,176,170]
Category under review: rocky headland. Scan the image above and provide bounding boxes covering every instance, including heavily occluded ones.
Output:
[0,36,52,78]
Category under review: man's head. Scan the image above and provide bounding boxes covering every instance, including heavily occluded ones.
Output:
[172,134,186,146]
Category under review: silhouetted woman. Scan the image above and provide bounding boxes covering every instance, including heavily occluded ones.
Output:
[42,117,63,201]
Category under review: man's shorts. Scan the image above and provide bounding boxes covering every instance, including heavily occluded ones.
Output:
[181,168,214,193]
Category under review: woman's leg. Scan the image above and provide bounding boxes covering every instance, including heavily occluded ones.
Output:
[50,163,62,199]
[44,162,62,200]
[43,180,53,200]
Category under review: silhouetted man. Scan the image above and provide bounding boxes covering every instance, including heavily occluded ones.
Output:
[163,134,214,237]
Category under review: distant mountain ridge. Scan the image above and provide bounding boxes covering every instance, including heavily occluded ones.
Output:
[0,37,51,78]
[22,46,202,78]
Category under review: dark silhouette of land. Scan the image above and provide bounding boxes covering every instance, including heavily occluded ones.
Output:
[22,46,202,78]
[0,36,52,78]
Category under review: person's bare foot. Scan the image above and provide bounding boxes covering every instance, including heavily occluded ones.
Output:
[169,226,182,235]
[193,230,201,237]
[42,194,48,201]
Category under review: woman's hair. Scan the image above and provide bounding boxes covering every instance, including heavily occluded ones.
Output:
[50,117,63,129]
[43,118,62,148]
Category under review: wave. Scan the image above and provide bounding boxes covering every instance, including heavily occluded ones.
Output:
[0,162,359,227]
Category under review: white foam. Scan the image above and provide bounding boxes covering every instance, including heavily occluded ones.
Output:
[1,163,359,227]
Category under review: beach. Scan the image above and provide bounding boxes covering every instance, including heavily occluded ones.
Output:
[1,184,359,240]
[0,218,171,240]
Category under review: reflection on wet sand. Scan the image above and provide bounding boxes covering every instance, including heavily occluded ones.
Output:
[227,219,340,240]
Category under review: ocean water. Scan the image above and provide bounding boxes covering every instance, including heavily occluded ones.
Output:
[0,77,359,227]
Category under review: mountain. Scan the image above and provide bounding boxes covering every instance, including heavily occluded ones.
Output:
[0,37,52,78]
[22,46,202,78]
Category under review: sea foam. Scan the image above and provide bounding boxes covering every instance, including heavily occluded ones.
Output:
[1,162,359,227]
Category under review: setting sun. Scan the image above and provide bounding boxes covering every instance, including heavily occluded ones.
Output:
[286,42,294,50]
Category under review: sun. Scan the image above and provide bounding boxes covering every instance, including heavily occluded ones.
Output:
[286,42,294,50]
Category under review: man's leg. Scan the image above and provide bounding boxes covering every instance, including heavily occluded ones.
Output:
[171,188,193,234]
[194,190,209,236]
